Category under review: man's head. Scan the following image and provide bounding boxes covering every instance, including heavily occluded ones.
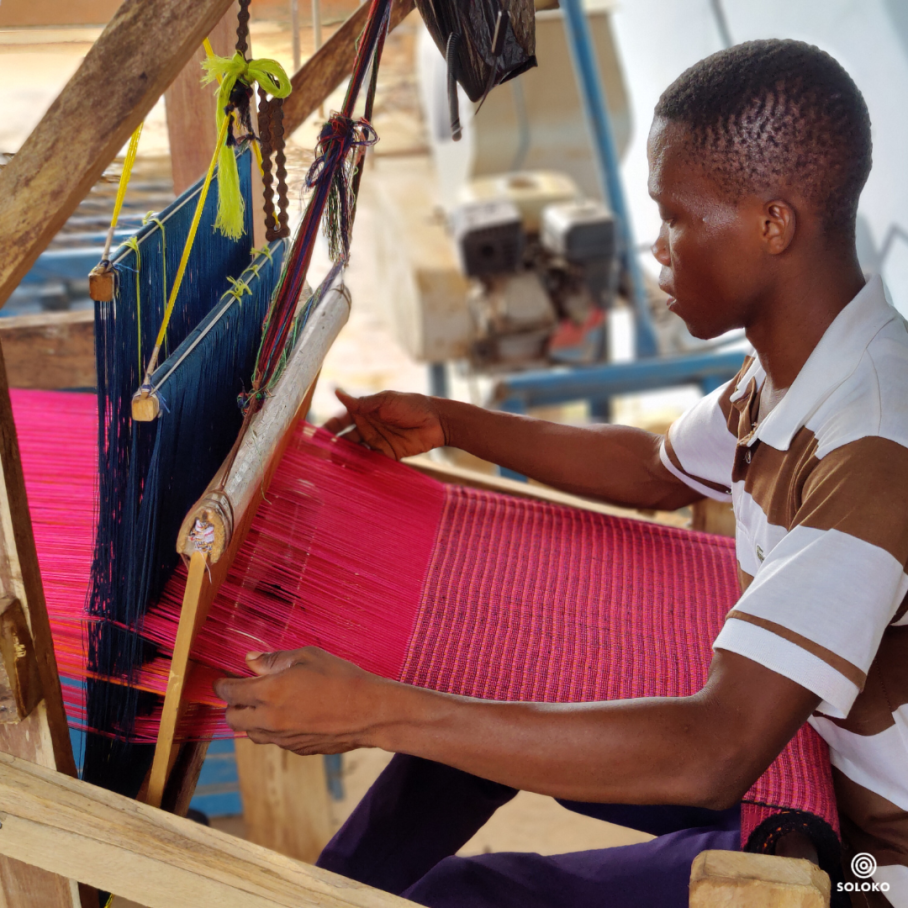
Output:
[647,40,872,339]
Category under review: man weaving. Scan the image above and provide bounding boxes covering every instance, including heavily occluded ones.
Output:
[215,39,907,907]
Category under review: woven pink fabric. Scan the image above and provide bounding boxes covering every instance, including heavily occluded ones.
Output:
[399,485,839,844]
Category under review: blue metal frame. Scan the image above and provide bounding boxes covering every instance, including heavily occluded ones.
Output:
[495,349,745,412]
[494,348,746,480]
[559,0,658,359]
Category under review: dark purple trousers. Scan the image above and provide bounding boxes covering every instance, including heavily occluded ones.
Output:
[317,755,741,907]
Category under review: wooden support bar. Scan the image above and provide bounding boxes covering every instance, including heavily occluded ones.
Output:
[149,367,327,806]
[146,551,209,808]
[234,740,332,864]
[689,851,830,908]
[177,283,350,562]
[0,751,415,908]
[281,0,416,137]
[0,0,236,310]
[0,310,96,390]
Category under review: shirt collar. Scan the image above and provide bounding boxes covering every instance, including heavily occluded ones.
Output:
[728,275,896,450]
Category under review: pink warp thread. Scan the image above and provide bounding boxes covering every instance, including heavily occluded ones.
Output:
[12,392,838,847]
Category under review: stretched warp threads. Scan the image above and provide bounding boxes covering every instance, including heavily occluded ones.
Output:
[10,391,96,732]
[12,395,839,872]
[86,153,256,796]
[134,424,839,855]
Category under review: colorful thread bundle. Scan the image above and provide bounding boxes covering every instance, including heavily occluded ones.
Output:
[247,0,392,409]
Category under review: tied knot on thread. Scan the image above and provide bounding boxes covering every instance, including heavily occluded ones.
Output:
[306,114,379,262]
[201,51,292,241]
[226,275,252,304]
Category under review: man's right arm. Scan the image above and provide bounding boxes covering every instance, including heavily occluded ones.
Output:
[325,390,700,511]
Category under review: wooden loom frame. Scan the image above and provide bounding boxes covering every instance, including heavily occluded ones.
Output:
[0,0,830,904]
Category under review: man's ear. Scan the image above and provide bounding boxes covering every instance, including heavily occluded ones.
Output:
[762,199,796,255]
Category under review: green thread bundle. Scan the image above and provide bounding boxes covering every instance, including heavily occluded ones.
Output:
[202,51,292,239]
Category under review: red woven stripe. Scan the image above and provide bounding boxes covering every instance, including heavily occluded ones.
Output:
[400,485,838,840]
[401,486,739,702]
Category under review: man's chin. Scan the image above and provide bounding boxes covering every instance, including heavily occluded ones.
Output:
[680,319,726,341]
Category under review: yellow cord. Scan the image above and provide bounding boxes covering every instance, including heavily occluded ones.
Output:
[103,121,144,262]
[147,112,230,371]
[124,237,142,375]
[202,38,267,181]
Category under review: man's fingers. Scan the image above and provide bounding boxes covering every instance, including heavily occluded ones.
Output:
[246,649,304,676]
[214,675,263,707]
[323,410,354,435]
[224,704,262,733]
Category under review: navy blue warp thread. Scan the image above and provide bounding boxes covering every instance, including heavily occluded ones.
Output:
[84,152,273,796]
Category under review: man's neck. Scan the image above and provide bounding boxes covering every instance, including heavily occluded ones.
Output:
[745,254,866,392]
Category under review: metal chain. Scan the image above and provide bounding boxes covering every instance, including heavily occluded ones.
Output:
[271,98,291,238]
[235,0,251,57]
[258,88,280,241]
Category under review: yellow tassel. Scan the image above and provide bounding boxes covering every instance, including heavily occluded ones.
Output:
[201,51,292,238]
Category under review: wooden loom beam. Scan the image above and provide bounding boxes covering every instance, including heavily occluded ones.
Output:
[0,0,237,311]
[0,751,415,908]
[281,0,416,137]
[147,281,351,808]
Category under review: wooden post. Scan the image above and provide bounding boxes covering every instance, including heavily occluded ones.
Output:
[0,344,90,906]
[291,0,302,72]
[0,0,237,311]
[690,851,830,908]
[165,4,241,196]
[234,740,333,864]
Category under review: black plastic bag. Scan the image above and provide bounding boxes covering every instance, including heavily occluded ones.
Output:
[416,0,536,138]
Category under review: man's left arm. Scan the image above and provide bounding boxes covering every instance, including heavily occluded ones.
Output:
[215,646,819,811]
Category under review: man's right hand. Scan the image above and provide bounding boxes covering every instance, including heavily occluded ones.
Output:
[323,389,448,460]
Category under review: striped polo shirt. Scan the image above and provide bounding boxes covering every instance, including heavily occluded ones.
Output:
[660,275,908,902]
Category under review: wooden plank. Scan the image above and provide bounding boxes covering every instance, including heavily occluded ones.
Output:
[234,740,332,864]
[689,851,830,908]
[146,552,209,808]
[0,751,416,908]
[281,0,416,137]
[0,310,96,390]
[0,0,237,311]
[165,4,240,196]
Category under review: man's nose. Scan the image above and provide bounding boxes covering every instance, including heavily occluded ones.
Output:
[651,227,671,266]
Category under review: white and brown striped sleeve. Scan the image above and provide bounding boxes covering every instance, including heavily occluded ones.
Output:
[714,436,908,718]
[658,378,738,502]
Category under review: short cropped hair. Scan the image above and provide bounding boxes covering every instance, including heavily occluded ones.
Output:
[655,39,872,238]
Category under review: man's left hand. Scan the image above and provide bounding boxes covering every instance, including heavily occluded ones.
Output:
[214,647,386,755]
